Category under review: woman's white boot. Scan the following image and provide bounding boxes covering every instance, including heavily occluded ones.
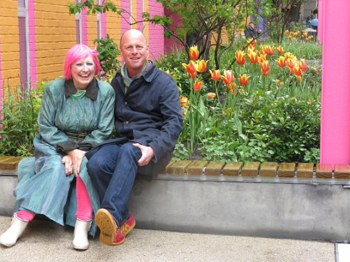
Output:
[0,214,29,247]
[72,219,92,250]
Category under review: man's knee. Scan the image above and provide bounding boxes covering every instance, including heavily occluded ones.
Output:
[121,143,142,159]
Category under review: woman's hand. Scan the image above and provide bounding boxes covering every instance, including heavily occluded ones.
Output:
[133,143,154,166]
[62,155,73,175]
[66,149,86,176]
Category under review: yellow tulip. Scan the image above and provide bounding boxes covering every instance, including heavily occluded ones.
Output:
[209,70,221,81]
[235,50,246,66]
[193,79,203,91]
[275,56,286,67]
[239,74,250,86]
[221,70,235,84]
[189,45,199,60]
[196,60,208,73]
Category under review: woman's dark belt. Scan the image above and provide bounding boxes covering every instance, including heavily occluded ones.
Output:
[65,131,90,142]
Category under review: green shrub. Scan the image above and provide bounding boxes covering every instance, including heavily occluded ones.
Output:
[0,81,45,156]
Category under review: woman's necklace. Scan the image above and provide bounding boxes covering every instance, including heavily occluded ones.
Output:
[71,90,86,99]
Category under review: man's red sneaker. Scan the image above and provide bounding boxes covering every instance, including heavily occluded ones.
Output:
[113,212,136,245]
[95,208,136,246]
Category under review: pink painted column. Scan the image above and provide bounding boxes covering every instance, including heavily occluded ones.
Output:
[121,0,131,33]
[28,0,37,87]
[0,37,2,111]
[101,12,107,38]
[136,0,143,31]
[81,8,88,45]
[319,0,350,166]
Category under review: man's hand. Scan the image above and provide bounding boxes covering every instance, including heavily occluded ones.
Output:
[132,143,154,166]
[62,155,73,175]
[66,149,86,176]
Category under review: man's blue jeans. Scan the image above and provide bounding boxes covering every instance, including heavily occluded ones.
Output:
[87,142,141,226]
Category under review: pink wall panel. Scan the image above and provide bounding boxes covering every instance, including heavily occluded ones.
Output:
[0,37,2,109]
[81,8,88,45]
[136,0,143,31]
[28,0,37,87]
[147,0,164,60]
[164,8,183,54]
[101,12,107,38]
[319,0,350,166]
[121,0,131,34]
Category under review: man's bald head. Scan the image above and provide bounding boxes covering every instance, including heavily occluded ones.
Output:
[120,29,147,48]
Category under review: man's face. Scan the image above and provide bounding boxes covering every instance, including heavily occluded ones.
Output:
[120,30,149,78]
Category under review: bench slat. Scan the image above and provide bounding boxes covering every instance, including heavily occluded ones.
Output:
[222,161,243,176]
[316,163,332,179]
[260,162,278,177]
[205,161,225,176]
[159,160,175,175]
[296,163,314,178]
[241,162,260,177]
[167,160,192,175]
[186,160,208,175]
[278,162,295,177]
[334,164,350,179]
[0,156,23,170]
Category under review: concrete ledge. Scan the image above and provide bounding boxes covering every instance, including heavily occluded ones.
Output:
[129,175,350,242]
[2,170,350,242]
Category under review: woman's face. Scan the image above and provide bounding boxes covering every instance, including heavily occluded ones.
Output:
[71,55,95,90]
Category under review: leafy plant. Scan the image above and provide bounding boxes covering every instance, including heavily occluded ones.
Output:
[94,34,121,80]
[0,81,45,156]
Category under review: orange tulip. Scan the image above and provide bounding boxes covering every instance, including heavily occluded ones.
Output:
[313,68,318,74]
[182,60,196,74]
[293,65,304,77]
[277,46,284,54]
[189,45,199,60]
[193,79,203,91]
[261,69,270,76]
[221,70,234,84]
[179,96,189,106]
[196,60,208,73]
[284,52,293,60]
[295,75,302,82]
[275,56,286,67]
[247,38,257,46]
[209,70,221,81]
[239,74,250,86]
[288,35,292,40]
[299,59,308,72]
[287,59,296,69]
[265,46,274,56]
[188,71,197,78]
[260,60,269,72]
[207,92,216,99]
[235,50,246,66]
[247,45,255,54]
[248,51,258,64]
[285,30,290,34]
[258,54,267,64]
[226,82,236,92]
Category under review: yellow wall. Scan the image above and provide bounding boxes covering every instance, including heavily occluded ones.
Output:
[34,0,76,81]
[0,0,21,87]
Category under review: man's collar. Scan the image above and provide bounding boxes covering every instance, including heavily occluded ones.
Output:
[65,78,98,100]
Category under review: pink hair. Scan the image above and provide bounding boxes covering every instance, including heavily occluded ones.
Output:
[63,44,101,79]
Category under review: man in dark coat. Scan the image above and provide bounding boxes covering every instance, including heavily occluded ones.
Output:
[244,22,262,39]
[87,29,183,246]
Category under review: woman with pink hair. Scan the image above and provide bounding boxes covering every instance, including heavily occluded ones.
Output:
[0,44,115,250]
